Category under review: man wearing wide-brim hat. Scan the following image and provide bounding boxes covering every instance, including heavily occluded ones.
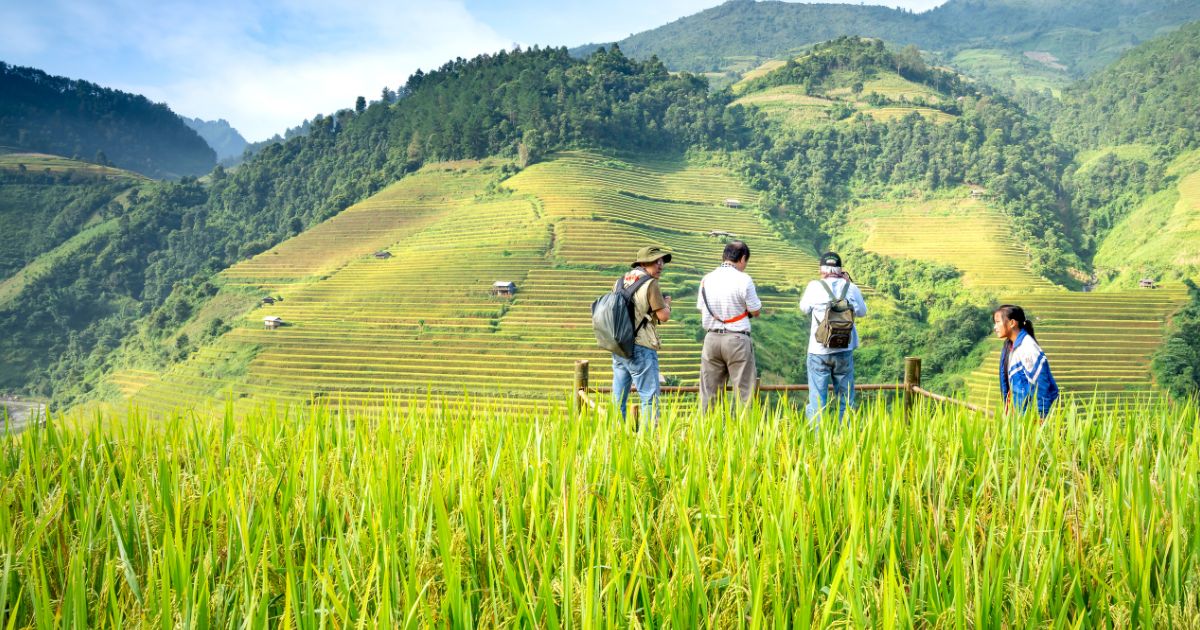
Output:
[612,245,673,423]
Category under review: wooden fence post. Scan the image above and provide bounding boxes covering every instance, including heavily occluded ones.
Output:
[573,360,589,415]
[903,356,922,420]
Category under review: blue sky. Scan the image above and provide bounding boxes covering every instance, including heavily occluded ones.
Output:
[1,0,947,141]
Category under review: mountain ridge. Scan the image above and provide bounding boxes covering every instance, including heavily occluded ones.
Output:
[182,117,249,163]
[0,62,216,178]
[571,0,1200,92]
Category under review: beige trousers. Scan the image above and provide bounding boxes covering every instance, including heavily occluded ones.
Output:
[699,332,757,413]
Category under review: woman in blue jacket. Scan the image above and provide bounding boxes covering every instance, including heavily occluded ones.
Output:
[994,304,1059,417]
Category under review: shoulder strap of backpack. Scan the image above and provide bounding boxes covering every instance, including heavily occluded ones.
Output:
[623,273,655,298]
[838,280,850,301]
[701,281,750,324]
[623,274,657,335]
[818,279,837,300]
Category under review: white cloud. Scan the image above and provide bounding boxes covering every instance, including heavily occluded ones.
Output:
[3,0,952,140]
[2,0,510,141]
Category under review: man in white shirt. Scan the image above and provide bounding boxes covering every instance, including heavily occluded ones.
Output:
[799,252,867,425]
[697,241,762,413]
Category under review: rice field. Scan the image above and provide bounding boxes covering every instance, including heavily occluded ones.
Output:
[3,396,1199,626]
[848,193,1189,405]
[963,286,1189,406]
[115,152,825,416]
[852,196,1055,291]
[731,70,958,133]
[826,75,944,104]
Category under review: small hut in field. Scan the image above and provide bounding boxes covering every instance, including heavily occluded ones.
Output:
[724,199,742,208]
[1139,278,1157,289]
[490,281,517,298]
[374,251,393,260]
[263,316,284,330]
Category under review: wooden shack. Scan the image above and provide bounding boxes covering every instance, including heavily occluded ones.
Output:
[708,230,736,238]
[373,251,393,260]
[490,281,517,297]
[263,316,284,330]
[261,296,277,305]
[968,186,987,199]
[724,199,741,208]
[1139,278,1157,289]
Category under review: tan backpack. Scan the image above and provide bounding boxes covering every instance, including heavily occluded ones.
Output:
[814,280,854,349]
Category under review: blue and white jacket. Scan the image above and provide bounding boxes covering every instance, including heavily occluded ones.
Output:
[999,330,1059,417]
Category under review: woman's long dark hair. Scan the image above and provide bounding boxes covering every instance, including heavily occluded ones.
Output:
[994,304,1036,340]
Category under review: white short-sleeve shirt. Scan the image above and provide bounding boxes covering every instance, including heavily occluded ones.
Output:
[697,263,762,333]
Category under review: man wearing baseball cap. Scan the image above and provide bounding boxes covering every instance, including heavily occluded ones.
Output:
[612,245,673,423]
[799,251,868,425]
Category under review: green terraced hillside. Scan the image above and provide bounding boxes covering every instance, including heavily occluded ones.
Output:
[731,64,957,134]
[99,141,1191,416]
[844,189,1188,405]
[963,287,1189,407]
[1094,151,1200,284]
[849,194,1056,291]
[112,152,823,416]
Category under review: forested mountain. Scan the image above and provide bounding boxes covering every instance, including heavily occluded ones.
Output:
[182,117,248,162]
[574,0,1200,90]
[573,1,941,73]
[733,38,1081,282]
[0,46,743,400]
[1053,20,1200,152]
[0,63,216,178]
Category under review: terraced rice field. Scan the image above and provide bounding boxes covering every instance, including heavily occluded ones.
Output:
[861,107,956,123]
[0,152,144,179]
[732,70,957,132]
[853,196,1056,290]
[828,75,945,103]
[731,86,836,129]
[121,152,821,416]
[963,287,1188,407]
[848,193,1188,405]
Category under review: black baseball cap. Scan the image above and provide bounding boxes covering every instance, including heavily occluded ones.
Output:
[820,251,842,266]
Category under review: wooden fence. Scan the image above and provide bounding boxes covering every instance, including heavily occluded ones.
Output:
[573,356,994,419]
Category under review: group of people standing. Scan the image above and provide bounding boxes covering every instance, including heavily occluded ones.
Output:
[609,241,1058,423]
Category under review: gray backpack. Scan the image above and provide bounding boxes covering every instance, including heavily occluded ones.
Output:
[591,275,654,359]
[814,280,854,349]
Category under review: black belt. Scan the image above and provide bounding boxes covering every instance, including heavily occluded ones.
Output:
[707,329,749,336]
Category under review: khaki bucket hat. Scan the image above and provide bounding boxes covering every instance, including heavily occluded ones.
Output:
[631,245,673,268]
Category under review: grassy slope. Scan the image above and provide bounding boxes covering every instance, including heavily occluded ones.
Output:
[1093,150,1200,283]
[0,153,142,287]
[0,219,118,308]
[731,67,956,135]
